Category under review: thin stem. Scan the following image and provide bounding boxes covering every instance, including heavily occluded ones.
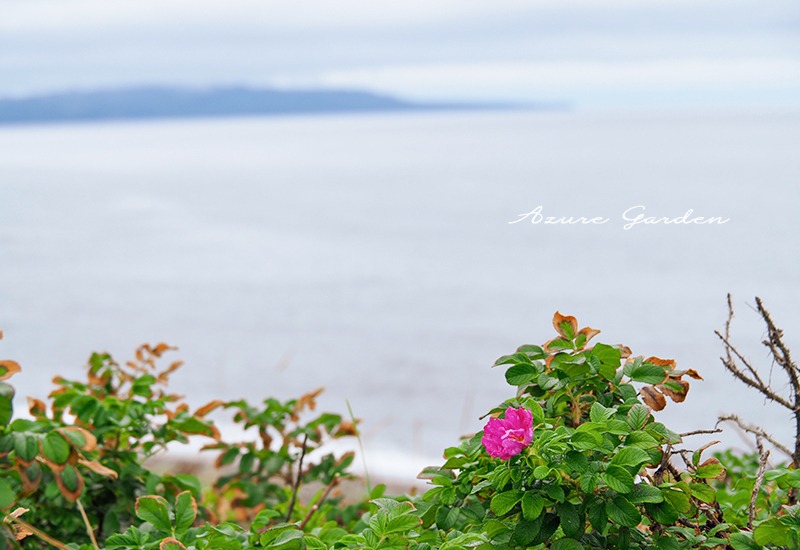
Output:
[300,475,341,530]
[76,498,99,550]
[285,433,309,522]
[748,438,770,529]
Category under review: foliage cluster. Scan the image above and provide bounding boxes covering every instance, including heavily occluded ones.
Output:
[0,304,797,549]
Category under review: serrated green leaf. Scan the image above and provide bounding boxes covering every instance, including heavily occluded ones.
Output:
[606,495,641,527]
[603,465,634,494]
[629,484,664,504]
[754,518,789,546]
[135,495,172,532]
[645,500,679,525]
[564,451,589,474]
[586,498,606,533]
[491,490,523,516]
[589,402,615,423]
[557,502,583,538]
[662,487,691,513]
[506,363,538,386]
[522,492,545,520]
[729,532,761,550]
[611,447,651,469]
[627,405,651,431]
[695,462,724,479]
[630,363,667,384]
[173,490,197,533]
[571,430,603,451]
[689,482,716,503]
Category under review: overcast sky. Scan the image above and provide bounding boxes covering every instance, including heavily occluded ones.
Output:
[2,0,799,108]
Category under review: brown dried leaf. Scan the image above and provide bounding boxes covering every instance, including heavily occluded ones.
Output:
[151,343,174,357]
[640,386,667,411]
[683,369,704,380]
[658,378,690,403]
[335,421,359,436]
[294,388,324,413]
[577,326,601,345]
[0,360,21,381]
[160,537,187,550]
[195,400,225,418]
[552,311,578,338]
[617,345,633,359]
[16,463,41,494]
[78,458,118,479]
[644,356,677,370]
[27,398,47,418]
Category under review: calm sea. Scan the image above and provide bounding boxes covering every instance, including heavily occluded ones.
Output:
[1,110,799,480]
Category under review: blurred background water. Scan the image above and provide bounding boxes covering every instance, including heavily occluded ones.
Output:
[1,108,798,480]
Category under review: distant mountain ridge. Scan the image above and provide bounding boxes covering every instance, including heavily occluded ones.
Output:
[0,86,518,125]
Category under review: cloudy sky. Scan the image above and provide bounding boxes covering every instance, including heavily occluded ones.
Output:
[2,0,799,108]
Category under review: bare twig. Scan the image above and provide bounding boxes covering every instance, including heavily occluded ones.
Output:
[714,330,792,410]
[285,433,309,523]
[717,414,792,459]
[748,437,771,529]
[680,428,723,438]
[299,475,341,530]
[76,499,99,550]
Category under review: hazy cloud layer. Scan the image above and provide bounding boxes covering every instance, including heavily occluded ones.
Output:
[2,0,799,107]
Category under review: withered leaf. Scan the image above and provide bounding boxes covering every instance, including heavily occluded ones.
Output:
[658,378,690,403]
[644,356,677,370]
[78,458,118,479]
[552,311,579,339]
[0,360,22,381]
[195,400,225,418]
[640,386,667,411]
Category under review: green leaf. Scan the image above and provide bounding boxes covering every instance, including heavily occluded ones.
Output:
[551,539,584,550]
[557,502,583,538]
[754,518,789,546]
[505,364,538,386]
[579,473,598,493]
[603,466,635,494]
[610,446,651,469]
[625,431,660,449]
[591,344,621,369]
[695,462,724,479]
[571,430,603,451]
[41,432,71,465]
[629,484,664,504]
[590,402,615,423]
[303,536,327,550]
[0,383,14,427]
[564,451,589,474]
[586,498,607,533]
[173,491,197,533]
[630,362,667,384]
[606,495,641,528]
[14,433,39,463]
[522,492,545,520]
[386,514,422,535]
[543,483,566,502]
[645,500,679,525]
[689,482,716,503]
[491,490,524,516]
[662,487,691,513]
[626,405,651,431]
[0,477,17,509]
[135,495,172,532]
[729,532,761,550]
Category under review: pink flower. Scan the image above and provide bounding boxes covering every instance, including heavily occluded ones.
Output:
[482,407,534,460]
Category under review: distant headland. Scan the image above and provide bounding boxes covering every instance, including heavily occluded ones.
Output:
[0,86,564,125]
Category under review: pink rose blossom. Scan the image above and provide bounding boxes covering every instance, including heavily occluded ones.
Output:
[482,407,534,460]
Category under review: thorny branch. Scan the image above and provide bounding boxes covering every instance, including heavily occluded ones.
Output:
[716,414,792,459]
[749,437,770,529]
[717,295,799,503]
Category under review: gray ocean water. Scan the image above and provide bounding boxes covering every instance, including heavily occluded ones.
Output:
[1,110,798,479]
